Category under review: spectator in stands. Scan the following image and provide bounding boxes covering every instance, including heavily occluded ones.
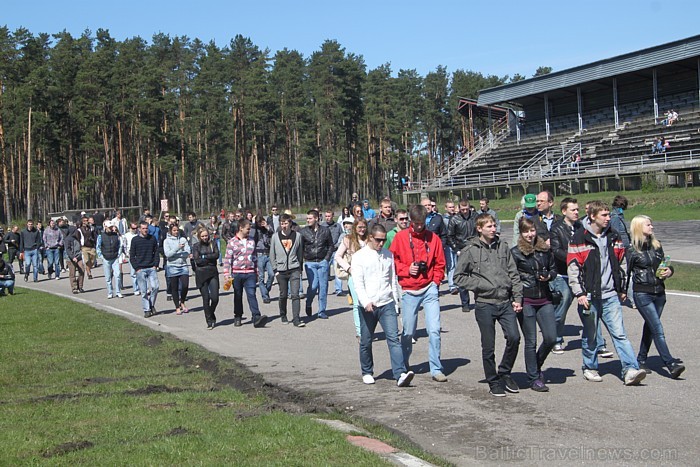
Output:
[662,137,670,151]
[652,137,662,155]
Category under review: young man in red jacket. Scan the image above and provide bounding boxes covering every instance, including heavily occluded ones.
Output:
[390,204,447,382]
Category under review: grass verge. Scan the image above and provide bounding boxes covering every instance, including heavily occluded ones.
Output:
[0,288,444,465]
[665,262,700,293]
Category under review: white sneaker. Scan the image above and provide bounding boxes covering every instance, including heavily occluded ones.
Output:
[362,374,375,385]
[134,291,141,296]
[552,343,564,355]
[116,293,123,298]
[583,369,603,382]
[624,368,647,386]
[397,371,415,387]
[107,294,113,299]
[597,347,614,358]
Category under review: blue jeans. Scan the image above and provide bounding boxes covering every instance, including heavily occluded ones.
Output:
[0,279,14,294]
[359,301,407,380]
[103,257,122,296]
[444,246,456,291]
[46,248,61,279]
[233,272,261,319]
[129,261,140,294]
[578,295,639,378]
[23,249,40,281]
[257,254,274,300]
[401,282,443,376]
[550,275,574,344]
[517,302,557,384]
[305,259,329,313]
[136,267,159,312]
[634,292,674,366]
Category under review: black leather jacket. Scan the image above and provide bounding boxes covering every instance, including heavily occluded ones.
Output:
[549,219,581,275]
[511,237,557,300]
[300,225,334,262]
[447,211,477,252]
[626,243,670,295]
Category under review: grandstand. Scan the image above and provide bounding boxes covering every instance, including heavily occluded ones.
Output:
[407,35,700,203]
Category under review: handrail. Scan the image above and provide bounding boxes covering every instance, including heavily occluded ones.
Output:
[417,148,698,190]
[518,143,582,179]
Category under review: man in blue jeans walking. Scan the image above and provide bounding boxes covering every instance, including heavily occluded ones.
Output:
[300,210,334,319]
[567,200,646,386]
[389,204,447,383]
[130,221,160,317]
[353,224,414,387]
[20,220,43,283]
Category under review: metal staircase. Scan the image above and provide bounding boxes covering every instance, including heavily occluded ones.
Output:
[517,143,582,180]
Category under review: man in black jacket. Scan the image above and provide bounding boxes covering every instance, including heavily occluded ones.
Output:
[0,257,15,295]
[20,220,43,282]
[448,199,477,312]
[548,197,581,354]
[300,210,334,319]
[3,225,24,274]
[130,221,160,317]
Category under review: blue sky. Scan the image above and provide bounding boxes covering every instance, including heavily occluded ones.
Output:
[4,0,700,78]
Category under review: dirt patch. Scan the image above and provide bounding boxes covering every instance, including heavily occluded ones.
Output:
[144,335,164,347]
[42,440,94,458]
[125,385,184,396]
[82,377,115,384]
[166,427,190,436]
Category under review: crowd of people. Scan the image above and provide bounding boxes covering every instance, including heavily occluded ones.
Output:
[0,191,685,394]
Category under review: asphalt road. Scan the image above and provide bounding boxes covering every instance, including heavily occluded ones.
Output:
[14,220,700,465]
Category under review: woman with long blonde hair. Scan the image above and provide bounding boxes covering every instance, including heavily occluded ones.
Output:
[335,219,369,339]
[627,215,685,378]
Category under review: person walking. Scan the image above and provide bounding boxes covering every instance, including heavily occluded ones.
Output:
[96,220,124,299]
[627,215,685,379]
[164,223,191,315]
[64,232,85,294]
[455,213,523,397]
[335,219,369,338]
[252,215,275,304]
[42,219,64,280]
[511,218,558,392]
[130,221,160,318]
[20,220,43,283]
[192,228,220,330]
[270,213,305,327]
[390,204,447,383]
[224,219,268,328]
[300,210,334,320]
[352,224,414,387]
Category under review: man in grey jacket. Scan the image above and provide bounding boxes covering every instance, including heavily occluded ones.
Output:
[455,213,523,397]
[270,214,305,327]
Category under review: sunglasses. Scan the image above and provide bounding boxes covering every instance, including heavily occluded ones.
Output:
[372,236,387,243]
[398,217,409,221]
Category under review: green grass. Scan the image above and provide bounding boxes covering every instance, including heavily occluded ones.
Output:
[486,186,700,222]
[665,262,700,293]
[0,289,442,465]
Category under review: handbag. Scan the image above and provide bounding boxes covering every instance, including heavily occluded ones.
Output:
[334,252,351,280]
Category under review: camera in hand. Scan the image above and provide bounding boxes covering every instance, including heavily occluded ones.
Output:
[415,261,428,274]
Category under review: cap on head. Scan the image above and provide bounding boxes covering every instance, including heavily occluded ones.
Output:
[524,194,537,208]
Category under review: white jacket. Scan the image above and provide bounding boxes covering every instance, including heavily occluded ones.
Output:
[351,245,399,309]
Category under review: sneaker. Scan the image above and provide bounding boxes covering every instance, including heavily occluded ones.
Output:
[362,374,375,385]
[253,315,269,328]
[233,317,242,327]
[450,288,459,295]
[207,322,215,330]
[461,306,471,313]
[583,369,603,382]
[317,312,329,319]
[411,337,417,344]
[134,291,141,296]
[299,293,306,300]
[552,343,564,355]
[166,295,173,301]
[638,361,651,374]
[150,306,157,316]
[144,310,153,318]
[624,368,647,386]
[597,347,614,358]
[305,307,312,317]
[280,315,289,324]
[72,289,79,294]
[24,274,29,282]
[79,288,86,293]
[262,298,271,304]
[531,379,549,392]
[397,371,415,387]
[107,294,113,299]
[489,384,506,397]
[669,362,686,379]
[55,277,60,281]
[335,290,343,296]
[501,374,519,393]
[116,293,123,298]
[432,372,448,383]
[293,320,306,328]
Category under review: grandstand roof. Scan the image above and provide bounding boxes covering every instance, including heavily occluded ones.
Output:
[477,35,700,106]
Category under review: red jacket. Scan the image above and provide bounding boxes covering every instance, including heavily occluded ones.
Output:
[389,227,445,290]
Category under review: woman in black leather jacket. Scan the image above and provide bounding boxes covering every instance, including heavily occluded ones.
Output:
[511,218,557,392]
[627,215,685,378]
[192,228,220,330]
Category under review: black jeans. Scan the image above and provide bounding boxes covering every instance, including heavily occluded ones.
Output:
[517,302,557,384]
[277,268,301,321]
[474,301,521,386]
[199,275,220,324]
[7,247,23,273]
[168,274,189,308]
